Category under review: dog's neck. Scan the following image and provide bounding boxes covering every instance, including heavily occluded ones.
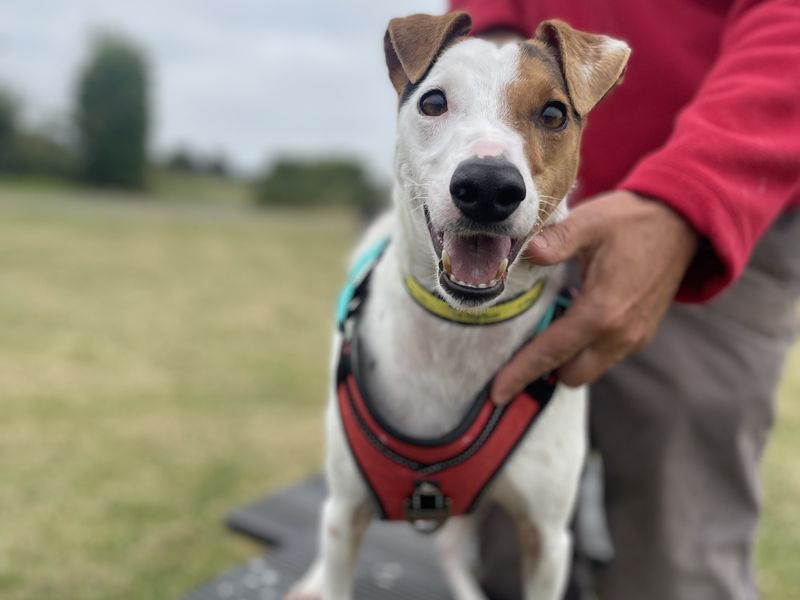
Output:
[354,192,565,438]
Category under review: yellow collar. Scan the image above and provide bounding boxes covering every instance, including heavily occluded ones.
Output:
[403,275,546,326]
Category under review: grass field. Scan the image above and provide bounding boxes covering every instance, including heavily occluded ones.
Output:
[0,181,797,600]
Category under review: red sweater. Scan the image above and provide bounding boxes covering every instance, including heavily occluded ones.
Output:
[450,0,800,301]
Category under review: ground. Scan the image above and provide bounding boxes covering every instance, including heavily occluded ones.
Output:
[0,179,797,600]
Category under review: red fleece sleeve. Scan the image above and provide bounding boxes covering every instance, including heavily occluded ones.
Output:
[449,0,526,36]
[619,0,800,302]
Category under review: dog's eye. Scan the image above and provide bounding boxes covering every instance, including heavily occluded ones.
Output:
[419,90,448,117]
[539,101,568,130]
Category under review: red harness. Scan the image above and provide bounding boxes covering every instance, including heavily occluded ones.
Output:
[336,342,557,527]
[335,241,565,530]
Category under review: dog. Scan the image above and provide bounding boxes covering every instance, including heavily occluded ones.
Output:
[287,12,630,600]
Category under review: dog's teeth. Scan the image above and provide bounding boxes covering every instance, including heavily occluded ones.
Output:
[496,258,508,279]
[442,250,452,274]
[446,273,504,289]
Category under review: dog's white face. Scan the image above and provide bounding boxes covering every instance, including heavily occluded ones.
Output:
[395,39,548,308]
[385,13,630,310]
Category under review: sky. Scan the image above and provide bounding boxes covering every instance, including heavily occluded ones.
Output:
[0,0,445,177]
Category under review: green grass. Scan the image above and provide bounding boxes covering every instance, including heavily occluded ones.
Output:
[148,169,252,205]
[0,168,252,205]
[0,181,797,599]
[0,183,358,600]
[759,342,800,598]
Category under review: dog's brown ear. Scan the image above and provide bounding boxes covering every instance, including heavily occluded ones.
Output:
[535,20,630,116]
[384,12,472,95]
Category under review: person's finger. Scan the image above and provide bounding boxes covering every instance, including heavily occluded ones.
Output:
[490,297,602,405]
[523,204,603,265]
[557,343,626,387]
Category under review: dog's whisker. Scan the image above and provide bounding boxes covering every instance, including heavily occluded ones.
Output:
[410,202,429,215]
[403,177,435,190]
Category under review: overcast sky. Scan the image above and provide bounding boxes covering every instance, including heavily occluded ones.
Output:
[0,0,445,177]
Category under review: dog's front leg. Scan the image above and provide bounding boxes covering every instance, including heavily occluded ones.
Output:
[517,520,571,600]
[287,394,373,600]
[319,493,371,600]
[435,516,488,600]
[286,492,371,600]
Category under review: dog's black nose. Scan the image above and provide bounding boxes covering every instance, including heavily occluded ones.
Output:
[449,157,526,223]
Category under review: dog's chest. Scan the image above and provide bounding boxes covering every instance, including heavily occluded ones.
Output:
[355,249,558,438]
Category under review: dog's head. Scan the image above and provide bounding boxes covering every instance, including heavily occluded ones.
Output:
[385,13,629,310]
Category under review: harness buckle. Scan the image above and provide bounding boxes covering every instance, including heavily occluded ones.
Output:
[404,481,451,533]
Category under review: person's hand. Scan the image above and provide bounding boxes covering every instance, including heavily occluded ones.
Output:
[491,191,699,404]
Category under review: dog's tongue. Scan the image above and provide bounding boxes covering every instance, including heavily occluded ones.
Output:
[443,233,511,285]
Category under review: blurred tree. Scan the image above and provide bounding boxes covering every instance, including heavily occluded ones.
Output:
[165,148,196,173]
[0,87,17,146]
[4,133,76,178]
[255,158,386,217]
[76,33,149,189]
[204,155,230,177]
[0,86,75,178]
[164,149,230,178]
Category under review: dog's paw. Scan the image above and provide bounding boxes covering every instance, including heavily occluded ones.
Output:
[284,559,324,600]
[284,588,322,600]
[284,566,323,600]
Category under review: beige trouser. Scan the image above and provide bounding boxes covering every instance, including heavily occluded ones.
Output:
[481,211,800,600]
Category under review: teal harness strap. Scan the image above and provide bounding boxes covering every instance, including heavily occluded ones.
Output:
[336,238,390,328]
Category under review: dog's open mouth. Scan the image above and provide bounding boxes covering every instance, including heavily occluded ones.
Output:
[425,207,526,304]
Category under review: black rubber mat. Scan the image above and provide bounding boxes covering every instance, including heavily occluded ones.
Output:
[181,476,453,600]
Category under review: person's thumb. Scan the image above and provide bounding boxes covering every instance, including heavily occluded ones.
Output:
[523,207,599,265]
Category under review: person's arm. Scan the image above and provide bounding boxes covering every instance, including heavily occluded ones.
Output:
[449,0,526,38]
[620,0,800,302]
[491,0,800,401]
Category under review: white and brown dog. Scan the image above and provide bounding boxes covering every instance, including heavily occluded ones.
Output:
[288,12,629,600]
